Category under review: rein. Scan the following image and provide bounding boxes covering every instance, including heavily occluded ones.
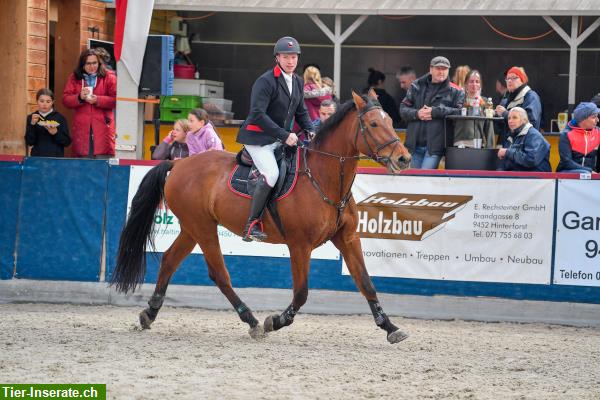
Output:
[299,105,399,229]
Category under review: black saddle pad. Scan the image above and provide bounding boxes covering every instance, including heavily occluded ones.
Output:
[228,146,300,200]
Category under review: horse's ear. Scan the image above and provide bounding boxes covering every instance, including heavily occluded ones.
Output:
[351,90,366,110]
[367,88,379,100]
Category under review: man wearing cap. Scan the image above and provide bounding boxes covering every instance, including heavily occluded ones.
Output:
[236,36,314,242]
[556,102,600,173]
[400,56,465,169]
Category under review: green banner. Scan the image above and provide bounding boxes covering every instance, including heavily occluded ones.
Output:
[0,385,106,400]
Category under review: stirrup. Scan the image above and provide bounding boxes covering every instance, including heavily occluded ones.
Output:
[243,219,267,242]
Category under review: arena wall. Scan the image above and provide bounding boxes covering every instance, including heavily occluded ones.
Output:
[1,157,599,305]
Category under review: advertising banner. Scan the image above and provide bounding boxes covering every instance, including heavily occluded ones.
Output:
[127,166,340,260]
[554,180,600,287]
[344,175,555,284]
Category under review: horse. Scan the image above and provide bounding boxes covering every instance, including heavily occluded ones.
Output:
[111,90,412,343]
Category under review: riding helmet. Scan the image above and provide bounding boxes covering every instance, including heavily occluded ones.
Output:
[273,36,301,56]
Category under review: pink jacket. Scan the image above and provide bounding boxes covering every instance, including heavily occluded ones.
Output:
[186,123,224,155]
[303,83,332,122]
[62,72,117,157]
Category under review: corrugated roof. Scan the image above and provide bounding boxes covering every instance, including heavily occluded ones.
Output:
[152,0,600,16]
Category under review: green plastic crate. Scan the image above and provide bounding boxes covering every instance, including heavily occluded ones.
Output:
[160,107,192,122]
[160,95,202,109]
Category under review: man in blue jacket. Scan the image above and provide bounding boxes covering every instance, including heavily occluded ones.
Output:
[236,36,314,242]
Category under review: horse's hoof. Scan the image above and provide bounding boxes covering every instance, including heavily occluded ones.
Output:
[387,330,408,344]
[139,310,153,330]
[263,314,279,333]
[248,324,266,339]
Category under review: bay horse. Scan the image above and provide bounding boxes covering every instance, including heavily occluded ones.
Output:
[111,90,412,343]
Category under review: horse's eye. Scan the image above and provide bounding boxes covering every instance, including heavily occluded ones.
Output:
[370,121,377,128]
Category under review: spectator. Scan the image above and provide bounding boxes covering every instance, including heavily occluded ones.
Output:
[186,108,224,155]
[151,119,190,160]
[400,56,465,169]
[322,76,338,104]
[556,102,600,173]
[62,48,117,158]
[312,99,337,130]
[303,66,332,122]
[453,69,495,148]
[302,63,321,74]
[497,107,550,172]
[25,88,71,157]
[366,68,402,128]
[495,66,542,146]
[495,71,508,104]
[452,65,470,90]
[396,65,417,92]
[395,65,417,129]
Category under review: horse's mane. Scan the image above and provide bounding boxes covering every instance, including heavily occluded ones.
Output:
[312,95,380,146]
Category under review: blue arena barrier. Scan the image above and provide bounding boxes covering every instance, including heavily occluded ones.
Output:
[15,158,108,281]
[105,164,131,283]
[0,161,22,280]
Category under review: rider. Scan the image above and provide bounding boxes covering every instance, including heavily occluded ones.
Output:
[236,36,314,242]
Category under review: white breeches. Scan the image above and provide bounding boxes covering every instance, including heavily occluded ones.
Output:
[244,142,281,187]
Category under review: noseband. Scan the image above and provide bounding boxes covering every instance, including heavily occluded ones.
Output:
[300,104,401,233]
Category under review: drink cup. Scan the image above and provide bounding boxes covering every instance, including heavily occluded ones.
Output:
[85,86,93,99]
[557,112,568,131]
[473,138,483,149]
[461,107,467,116]
[485,108,494,118]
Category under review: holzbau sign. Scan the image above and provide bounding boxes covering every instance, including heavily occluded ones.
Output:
[356,193,473,241]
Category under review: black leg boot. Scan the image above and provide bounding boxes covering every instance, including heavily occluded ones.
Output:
[243,175,273,242]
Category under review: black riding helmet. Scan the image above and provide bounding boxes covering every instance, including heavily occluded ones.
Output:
[273,36,301,56]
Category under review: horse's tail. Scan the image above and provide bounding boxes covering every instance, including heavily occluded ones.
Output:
[110,161,174,294]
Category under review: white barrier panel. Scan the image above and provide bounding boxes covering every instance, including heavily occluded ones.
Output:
[344,175,555,284]
[554,180,600,287]
[127,166,340,260]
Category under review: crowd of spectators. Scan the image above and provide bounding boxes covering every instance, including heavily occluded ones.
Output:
[23,47,600,175]
[393,56,599,173]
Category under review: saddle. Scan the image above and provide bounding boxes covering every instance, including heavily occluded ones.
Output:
[228,145,300,200]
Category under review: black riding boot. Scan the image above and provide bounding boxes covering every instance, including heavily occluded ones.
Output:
[242,175,273,242]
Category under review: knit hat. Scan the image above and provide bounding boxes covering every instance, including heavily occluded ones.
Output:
[506,67,528,84]
[573,102,600,123]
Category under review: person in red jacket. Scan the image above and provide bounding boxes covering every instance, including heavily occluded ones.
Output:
[62,48,117,158]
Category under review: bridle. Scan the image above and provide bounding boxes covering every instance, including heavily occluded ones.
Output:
[356,106,400,165]
[300,104,401,229]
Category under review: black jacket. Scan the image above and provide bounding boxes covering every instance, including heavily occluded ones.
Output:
[373,88,401,129]
[237,65,313,146]
[400,74,465,156]
[25,110,71,157]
